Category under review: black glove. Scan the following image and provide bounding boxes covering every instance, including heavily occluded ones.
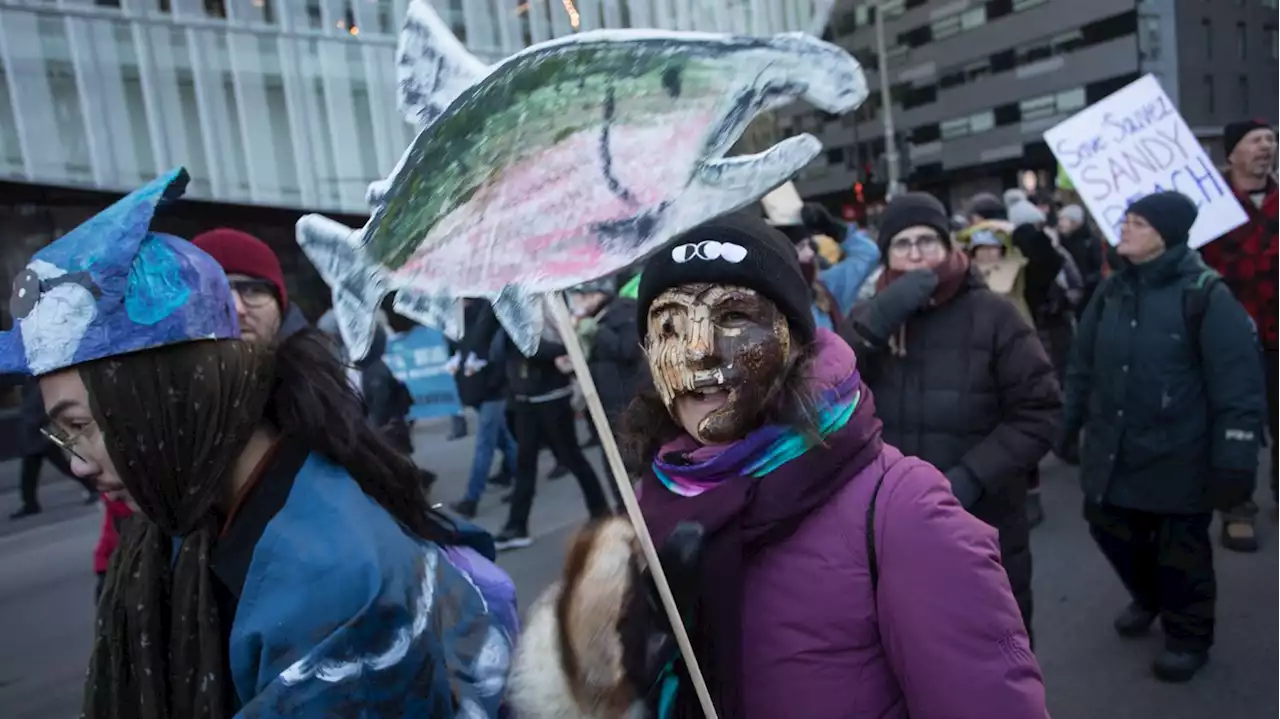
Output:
[856,270,938,346]
[620,522,704,711]
[1210,469,1256,512]
[801,202,847,239]
[944,465,984,509]
[1054,430,1081,466]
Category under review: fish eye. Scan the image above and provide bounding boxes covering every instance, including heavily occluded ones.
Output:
[10,269,40,320]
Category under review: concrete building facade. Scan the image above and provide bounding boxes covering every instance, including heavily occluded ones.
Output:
[782,0,1277,211]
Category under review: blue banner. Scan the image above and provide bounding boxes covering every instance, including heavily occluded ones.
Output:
[383,326,462,420]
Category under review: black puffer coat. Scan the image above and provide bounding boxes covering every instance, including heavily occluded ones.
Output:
[587,297,642,421]
[1062,244,1265,514]
[842,269,1062,626]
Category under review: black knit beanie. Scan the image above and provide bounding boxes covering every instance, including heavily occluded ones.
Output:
[637,213,816,343]
[1224,119,1273,157]
[965,192,1006,221]
[876,192,952,257]
[1125,191,1199,247]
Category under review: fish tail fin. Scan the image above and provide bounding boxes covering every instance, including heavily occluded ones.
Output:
[295,214,390,361]
[396,0,489,129]
[672,134,822,231]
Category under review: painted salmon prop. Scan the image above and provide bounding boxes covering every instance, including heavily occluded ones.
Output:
[297,0,867,359]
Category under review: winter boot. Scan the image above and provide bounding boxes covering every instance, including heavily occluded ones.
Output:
[1025,490,1045,528]
[1113,602,1157,638]
[1221,518,1259,553]
[1152,648,1209,683]
[450,499,478,520]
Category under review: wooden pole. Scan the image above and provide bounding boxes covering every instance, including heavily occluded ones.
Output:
[546,292,720,719]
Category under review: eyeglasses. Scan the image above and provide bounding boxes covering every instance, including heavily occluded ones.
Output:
[229,279,278,308]
[888,234,945,258]
[41,420,96,462]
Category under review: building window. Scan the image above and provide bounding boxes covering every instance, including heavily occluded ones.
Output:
[1269,26,1278,60]
[941,117,970,140]
[1020,94,1058,122]
[826,148,845,165]
[1239,75,1249,114]
[969,110,995,134]
[1057,88,1087,113]
[1204,74,1215,113]
[1237,22,1247,59]
[1265,0,1278,9]
[1013,0,1048,10]
[1202,18,1212,59]
[961,7,987,29]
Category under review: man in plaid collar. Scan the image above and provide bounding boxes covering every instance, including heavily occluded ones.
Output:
[1199,119,1278,553]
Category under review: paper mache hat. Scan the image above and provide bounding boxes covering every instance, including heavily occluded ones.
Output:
[0,168,240,376]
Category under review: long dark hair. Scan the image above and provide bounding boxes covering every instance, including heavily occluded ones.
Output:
[268,327,455,544]
[619,337,823,472]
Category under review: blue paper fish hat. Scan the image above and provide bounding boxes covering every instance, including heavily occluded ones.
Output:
[0,168,240,376]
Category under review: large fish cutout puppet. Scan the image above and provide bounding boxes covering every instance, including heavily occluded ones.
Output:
[297,0,868,360]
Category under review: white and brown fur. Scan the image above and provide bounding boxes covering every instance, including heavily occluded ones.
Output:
[508,518,651,719]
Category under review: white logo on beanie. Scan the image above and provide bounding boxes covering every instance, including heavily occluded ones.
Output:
[671,241,748,264]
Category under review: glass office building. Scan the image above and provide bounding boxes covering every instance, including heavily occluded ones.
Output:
[0,0,829,214]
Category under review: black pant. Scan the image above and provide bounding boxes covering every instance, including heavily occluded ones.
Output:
[1086,501,1215,652]
[19,444,85,509]
[505,397,610,532]
[1267,348,1278,498]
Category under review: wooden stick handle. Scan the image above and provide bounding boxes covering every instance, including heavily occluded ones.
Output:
[546,293,719,719]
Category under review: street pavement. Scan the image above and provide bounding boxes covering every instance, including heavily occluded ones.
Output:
[0,418,1275,718]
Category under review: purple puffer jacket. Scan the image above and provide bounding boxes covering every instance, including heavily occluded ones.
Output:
[739,443,1048,718]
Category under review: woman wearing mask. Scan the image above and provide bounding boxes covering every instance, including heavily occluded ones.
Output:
[508,213,1047,719]
[7,170,516,718]
[1061,191,1264,682]
[840,193,1062,638]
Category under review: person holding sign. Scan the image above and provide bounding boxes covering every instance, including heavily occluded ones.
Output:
[1198,119,1278,553]
[510,214,1048,719]
[1060,191,1265,683]
[840,193,1061,639]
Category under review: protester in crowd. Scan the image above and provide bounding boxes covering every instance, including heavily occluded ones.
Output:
[1060,190,1265,683]
[93,496,134,602]
[580,276,645,500]
[1057,204,1110,315]
[11,173,516,717]
[463,298,613,550]
[10,377,96,519]
[841,193,1061,633]
[1198,119,1278,553]
[790,202,881,331]
[449,299,519,519]
[191,228,308,345]
[509,213,1048,719]
[1009,199,1081,378]
[960,218,1032,321]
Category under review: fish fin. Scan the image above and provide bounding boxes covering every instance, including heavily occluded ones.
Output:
[366,179,392,208]
[491,285,546,358]
[295,214,390,362]
[670,134,822,231]
[396,0,489,129]
[389,288,465,342]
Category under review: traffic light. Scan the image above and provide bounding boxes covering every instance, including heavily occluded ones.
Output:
[854,181,865,203]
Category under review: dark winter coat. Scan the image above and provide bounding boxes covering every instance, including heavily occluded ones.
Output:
[587,297,642,420]
[1060,225,1108,312]
[1061,244,1266,514]
[842,269,1062,622]
[463,303,571,402]
[449,301,507,408]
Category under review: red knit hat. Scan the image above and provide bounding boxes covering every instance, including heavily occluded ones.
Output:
[191,228,288,308]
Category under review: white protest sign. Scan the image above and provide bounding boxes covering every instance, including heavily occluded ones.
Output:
[1045,74,1246,248]
[761,181,805,226]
